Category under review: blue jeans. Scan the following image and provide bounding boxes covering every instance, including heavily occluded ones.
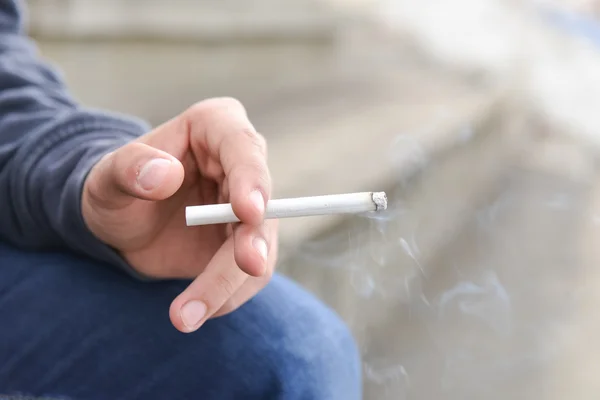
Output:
[0,242,361,400]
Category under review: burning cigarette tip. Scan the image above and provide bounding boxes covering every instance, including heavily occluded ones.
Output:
[372,191,388,211]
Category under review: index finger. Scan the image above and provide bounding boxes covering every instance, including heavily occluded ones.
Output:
[169,234,248,333]
[186,98,271,226]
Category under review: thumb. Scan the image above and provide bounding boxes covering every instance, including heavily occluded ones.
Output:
[85,142,185,209]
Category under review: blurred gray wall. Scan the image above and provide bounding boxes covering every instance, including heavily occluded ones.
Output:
[24,0,356,126]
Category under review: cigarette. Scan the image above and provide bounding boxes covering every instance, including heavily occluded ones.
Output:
[186,191,387,226]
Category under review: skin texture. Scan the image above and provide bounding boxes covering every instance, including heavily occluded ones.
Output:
[81,97,279,333]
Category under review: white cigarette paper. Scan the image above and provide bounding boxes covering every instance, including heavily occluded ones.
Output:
[186,191,387,226]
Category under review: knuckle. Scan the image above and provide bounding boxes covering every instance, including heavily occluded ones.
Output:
[185,101,206,117]
[233,157,264,175]
[250,158,269,177]
[188,97,245,116]
[231,161,271,189]
[240,127,256,139]
[125,141,147,153]
[215,96,245,110]
[250,140,267,160]
[248,131,267,156]
[257,132,267,150]
[223,127,265,155]
[215,273,237,297]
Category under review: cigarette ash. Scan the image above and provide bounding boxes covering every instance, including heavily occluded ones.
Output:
[372,192,388,211]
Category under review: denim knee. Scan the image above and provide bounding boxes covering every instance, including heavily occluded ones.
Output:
[0,242,362,400]
[244,274,363,400]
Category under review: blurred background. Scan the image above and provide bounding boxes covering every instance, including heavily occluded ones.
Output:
[24,0,600,398]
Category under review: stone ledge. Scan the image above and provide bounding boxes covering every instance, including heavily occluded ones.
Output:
[268,70,508,258]
[277,97,534,323]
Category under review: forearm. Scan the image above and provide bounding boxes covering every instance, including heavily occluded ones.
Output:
[0,1,150,275]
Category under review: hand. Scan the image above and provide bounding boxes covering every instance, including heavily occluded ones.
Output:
[81,98,278,333]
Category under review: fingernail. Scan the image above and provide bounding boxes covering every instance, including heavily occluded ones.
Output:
[180,300,207,331]
[138,158,172,191]
[249,190,265,214]
[253,237,268,261]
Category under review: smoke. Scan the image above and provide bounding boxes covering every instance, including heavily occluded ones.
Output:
[288,131,593,399]
[435,270,512,336]
[282,5,600,396]
[364,360,410,386]
[398,237,424,275]
[544,192,573,210]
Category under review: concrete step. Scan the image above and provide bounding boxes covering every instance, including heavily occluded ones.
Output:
[34,40,349,126]
[276,91,532,303]
[265,70,512,257]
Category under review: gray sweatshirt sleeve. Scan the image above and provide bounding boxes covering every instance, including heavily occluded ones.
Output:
[0,1,151,277]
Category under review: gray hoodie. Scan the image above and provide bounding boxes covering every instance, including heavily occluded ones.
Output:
[0,0,150,277]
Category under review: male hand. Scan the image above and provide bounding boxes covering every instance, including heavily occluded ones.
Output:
[81,98,278,333]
